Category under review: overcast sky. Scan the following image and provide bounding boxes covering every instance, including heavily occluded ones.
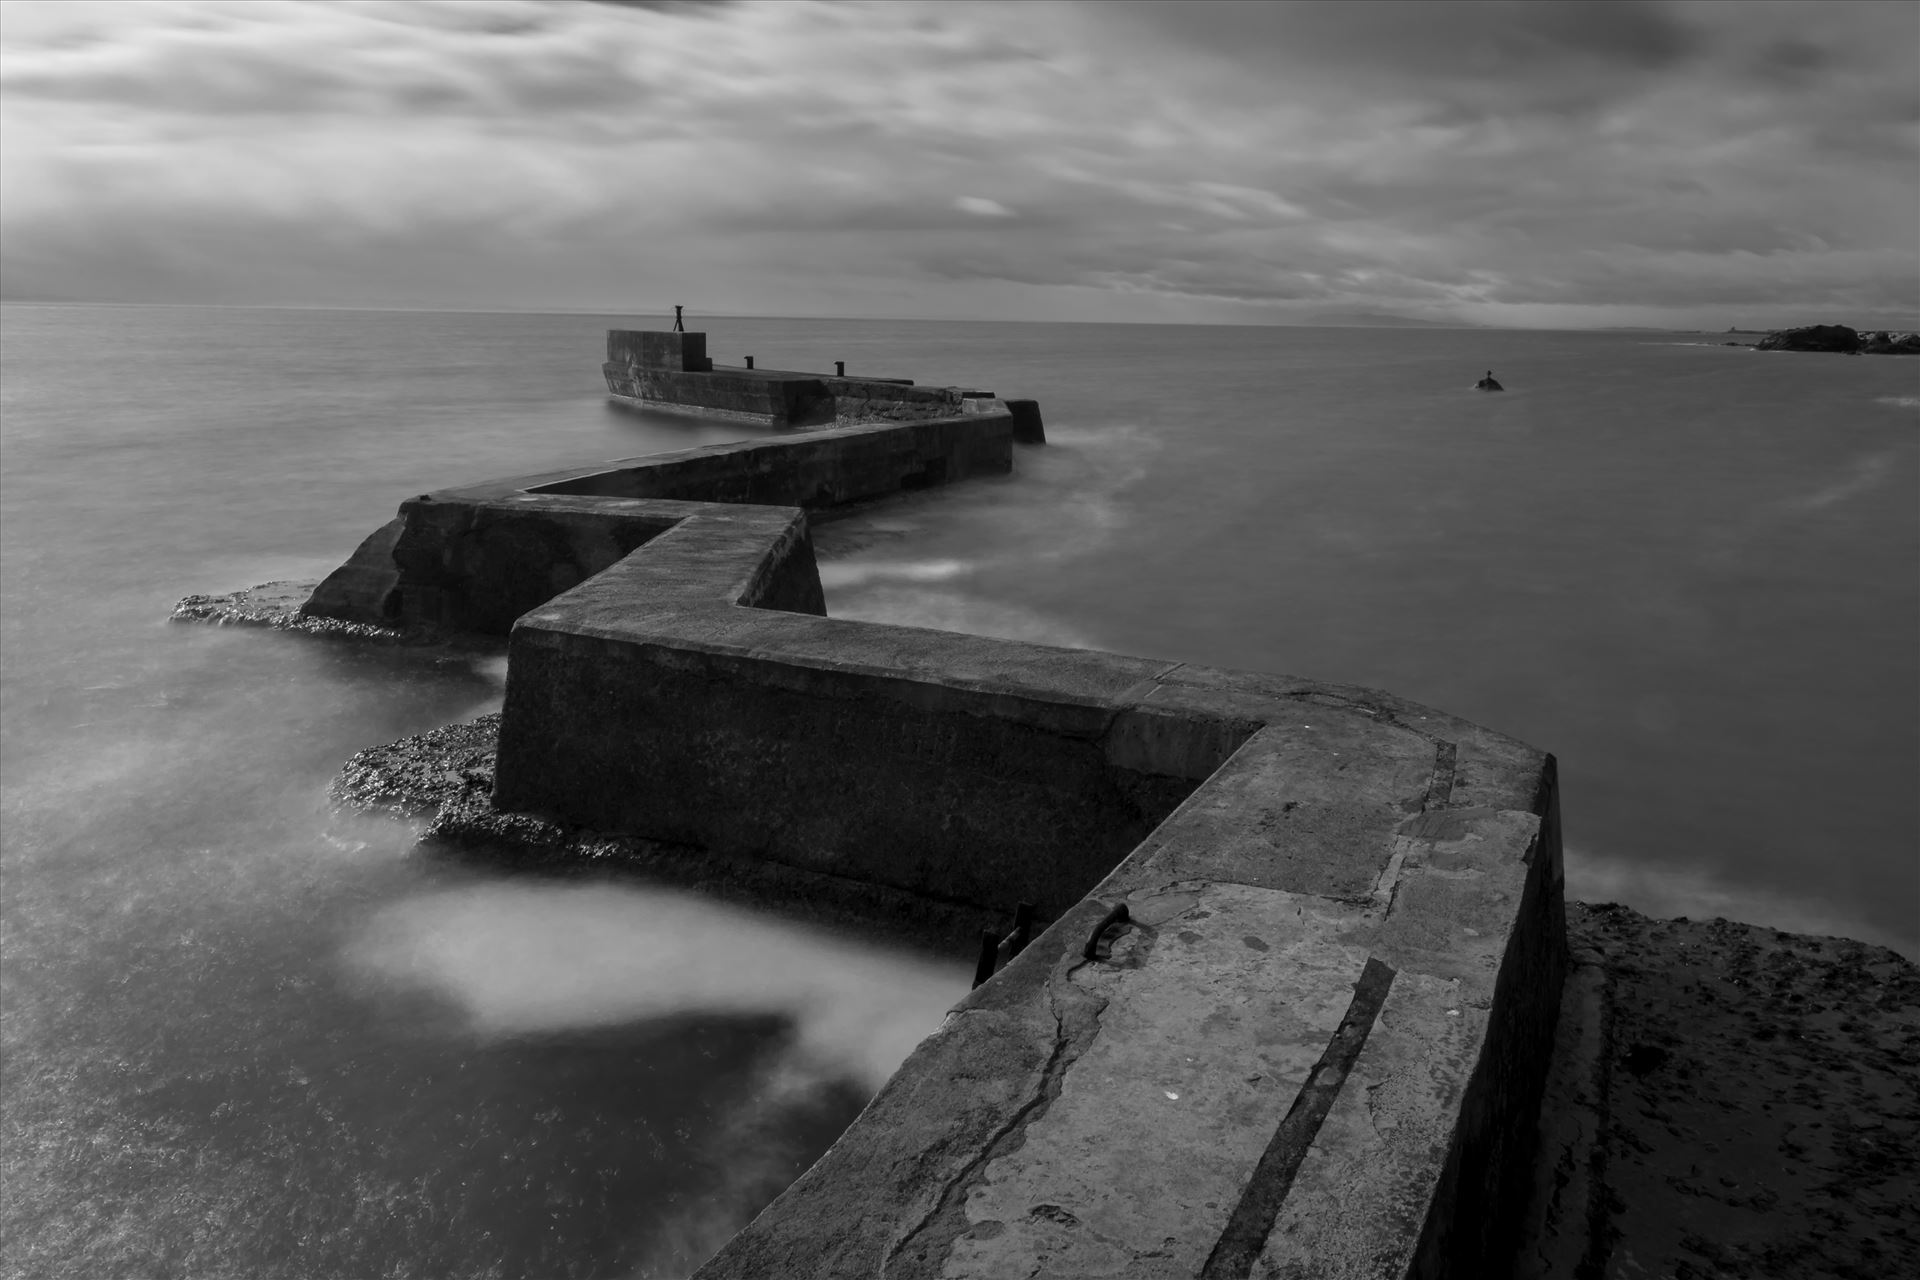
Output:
[2,0,1914,327]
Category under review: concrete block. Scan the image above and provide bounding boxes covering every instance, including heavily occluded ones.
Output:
[1006,398,1047,444]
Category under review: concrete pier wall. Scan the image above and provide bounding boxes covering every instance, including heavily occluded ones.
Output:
[303,400,1566,1277]
[301,414,1015,633]
[602,328,994,427]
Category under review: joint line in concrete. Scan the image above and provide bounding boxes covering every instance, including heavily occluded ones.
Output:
[1199,955,1399,1279]
[1424,740,1458,811]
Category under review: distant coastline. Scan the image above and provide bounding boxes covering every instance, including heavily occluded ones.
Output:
[1720,322,1920,354]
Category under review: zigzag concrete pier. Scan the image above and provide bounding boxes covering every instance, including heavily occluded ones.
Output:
[294,338,1566,1278]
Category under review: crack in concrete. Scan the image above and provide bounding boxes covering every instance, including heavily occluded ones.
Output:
[882,949,1113,1279]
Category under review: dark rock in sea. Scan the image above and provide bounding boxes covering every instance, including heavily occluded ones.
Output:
[1754,324,1862,353]
[1860,330,1920,355]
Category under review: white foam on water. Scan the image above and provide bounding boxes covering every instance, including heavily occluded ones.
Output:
[817,557,974,589]
[342,880,970,1093]
[811,422,1158,649]
[1784,450,1895,512]
[469,653,510,688]
[1874,395,1920,410]
[828,587,1099,649]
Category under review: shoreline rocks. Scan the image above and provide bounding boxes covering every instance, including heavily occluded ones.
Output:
[1519,903,1919,1279]
[1753,324,1920,354]
[170,579,499,650]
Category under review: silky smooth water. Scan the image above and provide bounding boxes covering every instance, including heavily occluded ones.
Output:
[2,305,1915,1278]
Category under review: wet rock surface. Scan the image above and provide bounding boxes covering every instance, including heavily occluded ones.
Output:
[172,579,417,643]
[331,714,501,820]
[1519,902,1920,1280]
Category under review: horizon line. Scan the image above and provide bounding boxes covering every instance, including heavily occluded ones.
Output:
[12,297,1916,334]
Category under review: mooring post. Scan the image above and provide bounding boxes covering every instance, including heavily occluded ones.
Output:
[972,928,999,989]
[1009,902,1036,958]
[835,361,846,377]
[745,355,754,370]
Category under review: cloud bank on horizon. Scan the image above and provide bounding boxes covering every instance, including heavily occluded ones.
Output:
[1,0,1914,328]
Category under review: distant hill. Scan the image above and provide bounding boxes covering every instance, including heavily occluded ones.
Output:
[1297,311,1477,329]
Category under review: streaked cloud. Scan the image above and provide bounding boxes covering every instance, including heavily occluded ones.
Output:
[954,196,1015,219]
[1,0,1913,326]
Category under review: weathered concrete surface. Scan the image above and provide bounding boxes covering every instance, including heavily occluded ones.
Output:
[691,777,1558,1280]
[292,404,1564,1278]
[1517,903,1919,1280]
[942,885,1374,1278]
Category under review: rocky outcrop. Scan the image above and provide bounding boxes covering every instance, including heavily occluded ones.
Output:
[1518,903,1920,1280]
[1861,329,1920,355]
[1755,324,1862,352]
[1753,324,1920,354]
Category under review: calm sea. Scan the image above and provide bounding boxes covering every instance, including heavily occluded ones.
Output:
[3,304,1915,1278]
